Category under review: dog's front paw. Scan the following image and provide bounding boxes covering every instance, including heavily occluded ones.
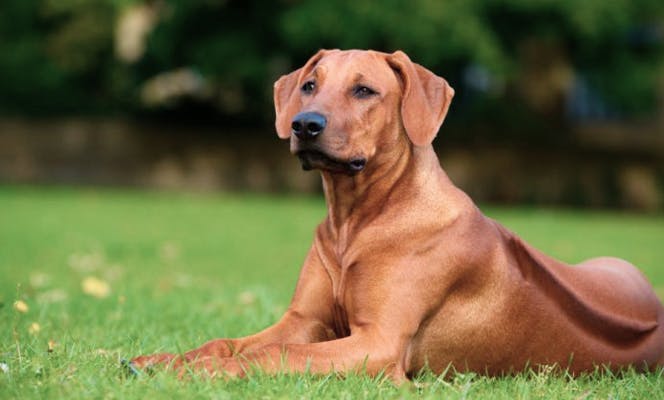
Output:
[130,353,180,372]
[177,356,246,379]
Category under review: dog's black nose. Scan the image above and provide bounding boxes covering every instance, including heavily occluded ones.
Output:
[291,112,326,140]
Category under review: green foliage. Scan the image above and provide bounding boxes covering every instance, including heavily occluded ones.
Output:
[0,0,119,113]
[281,0,506,73]
[0,0,662,122]
[0,187,663,398]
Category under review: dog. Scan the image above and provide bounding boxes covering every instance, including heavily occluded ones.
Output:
[131,49,664,381]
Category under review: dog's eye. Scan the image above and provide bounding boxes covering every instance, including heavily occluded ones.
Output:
[301,81,315,95]
[352,85,378,99]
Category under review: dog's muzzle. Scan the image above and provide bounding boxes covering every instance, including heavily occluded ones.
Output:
[291,111,366,175]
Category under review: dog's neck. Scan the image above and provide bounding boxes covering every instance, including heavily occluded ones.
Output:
[319,144,444,237]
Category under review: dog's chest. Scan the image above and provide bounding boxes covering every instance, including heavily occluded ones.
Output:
[320,251,353,338]
[326,260,352,338]
[332,300,351,338]
[317,225,361,338]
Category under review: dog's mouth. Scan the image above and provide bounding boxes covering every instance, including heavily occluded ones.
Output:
[296,149,366,175]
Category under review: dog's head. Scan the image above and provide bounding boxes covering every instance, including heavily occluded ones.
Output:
[274,49,454,175]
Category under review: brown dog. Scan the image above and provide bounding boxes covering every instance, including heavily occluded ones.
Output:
[132,49,664,380]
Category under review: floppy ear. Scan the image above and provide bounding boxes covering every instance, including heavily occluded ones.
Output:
[273,49,328,139]
[386,51,455,146]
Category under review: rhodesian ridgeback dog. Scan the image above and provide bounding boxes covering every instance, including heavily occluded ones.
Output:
[132,49,664,381]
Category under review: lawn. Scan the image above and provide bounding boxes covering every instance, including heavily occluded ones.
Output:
[1,186,663,399]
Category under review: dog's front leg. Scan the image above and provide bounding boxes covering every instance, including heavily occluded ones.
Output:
[130,309,332,370]
[131,244,336,371]
[180,327,409,382]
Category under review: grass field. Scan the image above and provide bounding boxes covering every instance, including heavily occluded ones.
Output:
[1,186,663,399]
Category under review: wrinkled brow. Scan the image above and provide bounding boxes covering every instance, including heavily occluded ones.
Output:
[352,73,365,83]
[311,66,327,81]
[352,73,382,88]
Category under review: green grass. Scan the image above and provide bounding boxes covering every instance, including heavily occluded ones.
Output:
[1,186,663,399]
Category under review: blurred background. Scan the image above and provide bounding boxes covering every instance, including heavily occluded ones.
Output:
[1,0,663,210]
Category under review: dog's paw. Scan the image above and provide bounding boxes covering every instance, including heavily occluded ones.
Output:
[120,358,143,377]
[129,352,244,380]
[177,356,245,379]
[130,353,179,372]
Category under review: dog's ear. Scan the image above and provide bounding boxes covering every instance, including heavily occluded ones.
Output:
[273,49,328,139]
[387,51,454,146]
